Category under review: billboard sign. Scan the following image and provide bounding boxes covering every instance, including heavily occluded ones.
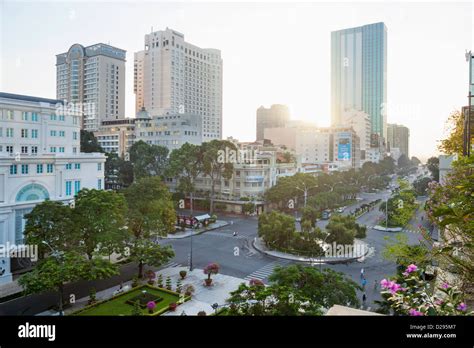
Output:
[337,133,352,161]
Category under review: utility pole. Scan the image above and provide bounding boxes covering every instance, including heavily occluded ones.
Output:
[189,191,194,272]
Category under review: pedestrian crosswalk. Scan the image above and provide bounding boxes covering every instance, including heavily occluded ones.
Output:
[244,260,290,281]
[159,261,182,269]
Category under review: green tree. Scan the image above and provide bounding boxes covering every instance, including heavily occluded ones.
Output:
[382,234,431,270]
[73,189,128,259]
[397,154,411,168]
[301,206,318,227]
[270,265,360,308]
[438,109,464,156]
[168,143,204,213]
[410,156,421,166]
[427,157,440,182]
[413,177,432,196]
[201,140,236,213]
[19,252,118,314]
[425,156,474,289]
[124,177,176,278]
[23,201,75,260]
[80,130,103,153]
[129,140,169,179]
[258,211,295,250]
[105,153,134,189]
[325,215,365,245]
[226,265,359,316]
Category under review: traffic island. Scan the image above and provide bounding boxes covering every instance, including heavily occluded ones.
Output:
[252,237,371,264]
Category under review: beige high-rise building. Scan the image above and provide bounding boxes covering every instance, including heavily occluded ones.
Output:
[56,43,126,131]
[134,28,223,141]
[256,104,290,141]
[387,123,409,158]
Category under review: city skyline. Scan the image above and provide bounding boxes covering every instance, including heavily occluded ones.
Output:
[1,1,472,160]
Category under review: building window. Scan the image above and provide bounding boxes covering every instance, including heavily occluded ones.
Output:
[6,128,14,137]
[73,131,78,140]
[59,115,65,121]
[21,129,28,138]
[47,164,54,173]
[59,131,65,137]
[6,145,13,153]
[37,164,43,174]
[66,163,72,170]
[59,147,65,153]
[50,114,57,121]
[50,147,56,153]
[74,163,81,169]
[97,179,102,190]
[6,110,14,120]
[97,163,102,171]
[73,147,77,154]
[66,181,72,196]
[21,164,28,174]
[22,112,28,121]
[10,165,17,175]
[74,180,81,194]
[31,112,38,122]
[21,146,28,154]
[31,129,38,138]
[50,130,57,136]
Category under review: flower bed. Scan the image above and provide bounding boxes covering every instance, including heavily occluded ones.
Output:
[72,284,190,316]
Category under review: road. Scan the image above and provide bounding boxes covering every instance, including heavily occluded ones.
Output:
[0,170,430,315]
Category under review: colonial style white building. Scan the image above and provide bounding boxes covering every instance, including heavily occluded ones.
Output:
[0,93,105,285]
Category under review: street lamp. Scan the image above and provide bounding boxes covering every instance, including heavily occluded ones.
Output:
[189,190,194,272]
[212,302,219,315]
[295,183,319,208]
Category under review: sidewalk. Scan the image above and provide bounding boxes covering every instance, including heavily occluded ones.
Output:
[36,266,245,316]
[252,237,370,264]
[161,220,229,239]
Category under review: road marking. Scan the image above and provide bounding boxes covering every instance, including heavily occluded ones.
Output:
[159,261,182,269]
[244,260,290,281]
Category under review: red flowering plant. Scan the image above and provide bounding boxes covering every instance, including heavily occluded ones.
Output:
[203,263,220,286]
[380,264,472,316]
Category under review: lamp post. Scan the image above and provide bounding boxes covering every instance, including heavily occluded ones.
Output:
[189,191,194,272]
[295,184,319,208]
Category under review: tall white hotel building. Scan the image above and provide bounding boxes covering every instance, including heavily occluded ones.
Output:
[134,28,223,140]
[0,93,105,285]
[56,43,126,131]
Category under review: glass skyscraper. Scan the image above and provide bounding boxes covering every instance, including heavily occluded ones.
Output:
[331,22,387,143]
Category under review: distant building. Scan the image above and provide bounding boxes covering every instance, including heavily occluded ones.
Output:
[264,126,360,169]
[387,123,409,158]
[256,104,290,141]
[439,154,457,184]
[339,110,371,152]
[134,28,222,141]
[56,43,127,131]
[133,113,202,152]
[0,93,105,285]
[331,22,387,142]
[94,118,136,157]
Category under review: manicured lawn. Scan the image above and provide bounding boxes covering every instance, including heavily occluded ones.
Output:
[74,285,181,316]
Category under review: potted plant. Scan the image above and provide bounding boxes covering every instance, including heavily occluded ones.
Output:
[145,270,156,285]
[147,301,156,314]
[184,284,195,297]
[157,274,163,288]
[203,263,220,286]
[169,302,177,311]
[179,270,187,279]
[166,276,172,290]
[176,279,182,293]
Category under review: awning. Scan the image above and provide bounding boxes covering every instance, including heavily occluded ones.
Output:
[194,214,211,221]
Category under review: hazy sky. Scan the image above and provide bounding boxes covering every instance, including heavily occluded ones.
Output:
[1,1,472,160]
